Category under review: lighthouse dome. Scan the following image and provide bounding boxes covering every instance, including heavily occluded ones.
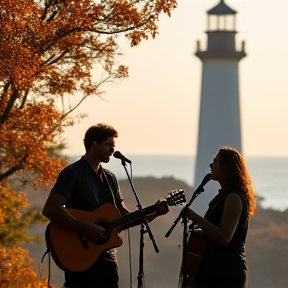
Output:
[207,0,237,15]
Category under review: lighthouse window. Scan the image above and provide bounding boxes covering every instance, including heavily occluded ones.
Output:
[208,15,235,31]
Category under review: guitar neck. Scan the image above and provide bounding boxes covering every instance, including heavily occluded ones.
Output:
[110,204,158,230]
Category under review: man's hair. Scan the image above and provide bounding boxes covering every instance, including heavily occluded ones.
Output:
[83,123,118,151]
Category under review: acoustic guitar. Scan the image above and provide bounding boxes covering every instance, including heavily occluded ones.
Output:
[45,189,186,272]
[186,226,207,281]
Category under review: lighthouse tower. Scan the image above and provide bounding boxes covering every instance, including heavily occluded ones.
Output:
[191,0,246,215]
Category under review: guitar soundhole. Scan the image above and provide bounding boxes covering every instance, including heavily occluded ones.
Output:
[94,219,111,245]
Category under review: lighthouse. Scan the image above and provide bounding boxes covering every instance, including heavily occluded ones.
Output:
[191,0,246,215]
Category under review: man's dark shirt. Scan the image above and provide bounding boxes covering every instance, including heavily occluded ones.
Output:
[52,156,123,211]
[51,156,123,287]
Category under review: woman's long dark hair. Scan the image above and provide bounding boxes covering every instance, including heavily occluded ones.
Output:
[218,146,256,216]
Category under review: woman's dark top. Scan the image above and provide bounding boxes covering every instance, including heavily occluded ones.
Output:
[195,189,249,288]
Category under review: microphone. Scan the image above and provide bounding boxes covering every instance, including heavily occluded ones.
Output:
[194,173,212,195]
[165,173,212,238]
[199,173,212,188]
[113,151,132,164]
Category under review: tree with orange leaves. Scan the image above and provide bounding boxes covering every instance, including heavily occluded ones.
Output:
[0,0,177,286]
[0,246,51,288]
[0,0,177,185]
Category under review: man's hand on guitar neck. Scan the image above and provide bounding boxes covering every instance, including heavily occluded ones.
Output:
[155,199,169,216]
[146,199,169,223]
[143,199,169,223]
[117,199,169,232]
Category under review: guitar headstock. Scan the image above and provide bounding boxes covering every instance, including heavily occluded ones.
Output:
[165,189,186,207]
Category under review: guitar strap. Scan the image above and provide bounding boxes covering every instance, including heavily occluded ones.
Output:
[102,169,122,216]
[40,230,54,288]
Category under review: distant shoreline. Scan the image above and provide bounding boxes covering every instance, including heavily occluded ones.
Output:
[67,154,288,159]
[58,155,288,212]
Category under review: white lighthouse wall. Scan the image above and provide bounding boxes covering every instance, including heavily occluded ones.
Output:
[191,58,242,215]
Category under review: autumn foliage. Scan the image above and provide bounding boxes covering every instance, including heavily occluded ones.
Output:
[0,0,177,286]
[0,247,52,288]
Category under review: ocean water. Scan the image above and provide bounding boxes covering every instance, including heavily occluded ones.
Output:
[97,155,288,212]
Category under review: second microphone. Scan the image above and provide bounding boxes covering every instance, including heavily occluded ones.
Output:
[113,151,132,164]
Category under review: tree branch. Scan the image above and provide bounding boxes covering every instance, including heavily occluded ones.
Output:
[43,27,80,52]
[40,53,56,66]
[0,87,18,125]
[47,49,70,65]
[41,2,50,21]
[0,165,23,181]
[19,90,29,109]
[42,12,155,54]
[0,81,11,107]
[91,14,156,35]
[46,9,59,24]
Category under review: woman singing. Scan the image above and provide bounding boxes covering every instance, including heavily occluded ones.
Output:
[186,146,256,288]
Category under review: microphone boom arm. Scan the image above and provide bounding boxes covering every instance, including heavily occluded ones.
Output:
[165,173,211,238]
[115,153,159,254]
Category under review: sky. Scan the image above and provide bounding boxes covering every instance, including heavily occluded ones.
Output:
[61,0,288,157]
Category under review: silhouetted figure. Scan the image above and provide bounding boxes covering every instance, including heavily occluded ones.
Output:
[186,146,256,288]
[42,123,169,288]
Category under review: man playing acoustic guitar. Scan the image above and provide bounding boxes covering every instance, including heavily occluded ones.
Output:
[42,123,170,288]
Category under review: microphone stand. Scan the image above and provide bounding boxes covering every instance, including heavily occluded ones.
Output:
[120,159,159,253]
[165,174,211,288]
[137,224,147,288]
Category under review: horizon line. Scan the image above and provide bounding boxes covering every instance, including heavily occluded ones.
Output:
[65,153,288,158]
